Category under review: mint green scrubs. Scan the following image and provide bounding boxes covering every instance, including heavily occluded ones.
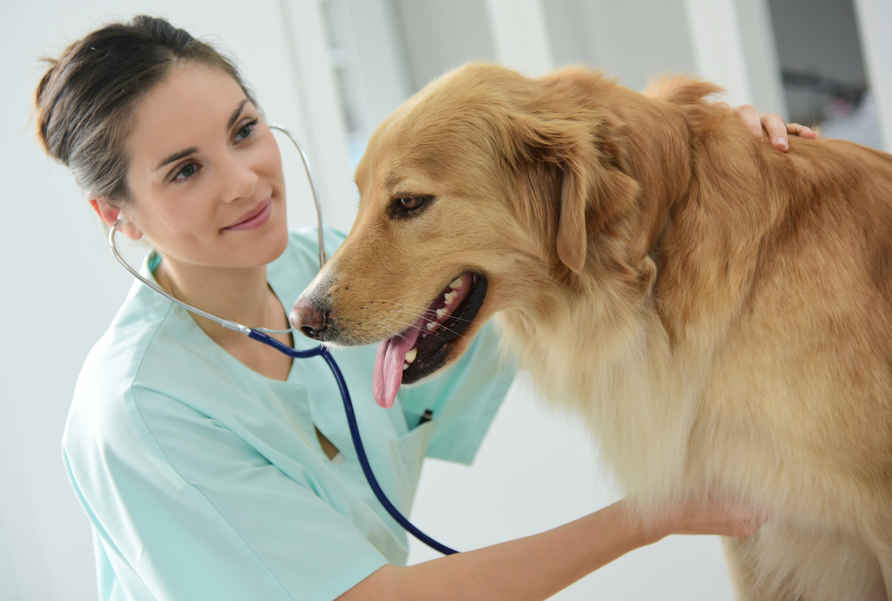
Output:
[62,227,515,601]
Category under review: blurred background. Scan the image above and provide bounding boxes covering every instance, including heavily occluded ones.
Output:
[3,1,890,599]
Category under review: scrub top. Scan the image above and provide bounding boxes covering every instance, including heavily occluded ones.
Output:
[62,227,516,601]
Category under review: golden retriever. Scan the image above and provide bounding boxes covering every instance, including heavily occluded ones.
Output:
[292,63,892,600]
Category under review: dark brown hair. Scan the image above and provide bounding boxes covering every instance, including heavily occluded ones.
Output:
[35,15,256,201]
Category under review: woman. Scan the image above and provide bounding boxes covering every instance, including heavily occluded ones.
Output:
[36,15,814,601]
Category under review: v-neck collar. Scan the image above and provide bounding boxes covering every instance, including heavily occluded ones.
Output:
[143,248,308,386]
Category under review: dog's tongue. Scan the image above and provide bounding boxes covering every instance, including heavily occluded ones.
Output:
[373,318,424,408]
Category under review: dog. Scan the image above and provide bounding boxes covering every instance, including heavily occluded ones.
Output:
[292,63,892,600]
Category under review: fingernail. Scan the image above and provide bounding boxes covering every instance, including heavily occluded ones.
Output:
[773,138,788,150]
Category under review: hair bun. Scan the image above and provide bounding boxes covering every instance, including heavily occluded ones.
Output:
[35,56,67,163]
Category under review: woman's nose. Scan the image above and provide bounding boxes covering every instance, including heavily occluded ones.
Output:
[223,153,260,203]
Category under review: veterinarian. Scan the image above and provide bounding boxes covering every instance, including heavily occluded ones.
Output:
[38,16,814,601]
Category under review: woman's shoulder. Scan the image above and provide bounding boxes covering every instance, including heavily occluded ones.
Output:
[73,281,175,399]
[63,285,217,457]
[285,225,347,259]
[273,226,346,275]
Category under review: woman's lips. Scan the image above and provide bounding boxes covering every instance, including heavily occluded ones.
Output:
[222,198,272,231]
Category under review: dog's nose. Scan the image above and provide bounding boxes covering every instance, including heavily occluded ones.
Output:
[289,298,330,340]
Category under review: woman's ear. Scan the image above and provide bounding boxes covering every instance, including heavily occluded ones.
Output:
[89,197,143,240]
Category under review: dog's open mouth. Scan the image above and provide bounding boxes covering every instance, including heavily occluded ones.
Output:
[372,272,488,408]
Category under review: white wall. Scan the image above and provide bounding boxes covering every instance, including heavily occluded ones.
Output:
[546,0,698,92]
[322,0,413,165]
[394,0,496,92]
[854,0,892,151]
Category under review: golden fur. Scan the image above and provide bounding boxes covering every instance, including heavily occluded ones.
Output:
[298,64,892,600]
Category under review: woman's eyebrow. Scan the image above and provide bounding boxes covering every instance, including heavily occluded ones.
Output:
[226,98,249,130]
[154,99,250,171]
[156,147,197,170]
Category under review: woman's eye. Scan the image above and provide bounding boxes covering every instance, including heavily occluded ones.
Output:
[234,119,258,143]
[173,162,200,182]
[388,194,435,218]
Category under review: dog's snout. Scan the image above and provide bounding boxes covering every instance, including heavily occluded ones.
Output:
[290,298,330,340]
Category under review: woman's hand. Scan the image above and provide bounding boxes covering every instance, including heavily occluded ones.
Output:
[734,104,818,151]
[637,494,767,544]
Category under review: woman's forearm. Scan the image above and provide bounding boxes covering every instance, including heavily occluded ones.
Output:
[338,500,657,601]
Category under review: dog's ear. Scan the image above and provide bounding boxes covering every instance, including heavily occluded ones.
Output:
[556,164,588,273]
[556,158,640,274]
[494,67,641,274]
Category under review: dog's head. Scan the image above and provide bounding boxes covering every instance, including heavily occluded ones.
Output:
[291,63,647,407]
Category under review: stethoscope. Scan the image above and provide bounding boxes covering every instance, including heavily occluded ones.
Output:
[108,125,458,556]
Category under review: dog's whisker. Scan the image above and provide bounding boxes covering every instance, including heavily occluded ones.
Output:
[356,314,466,341]
[362,299,477,325]
[368,312,467,341]
[407,320,465,339]
[410,317,468,340]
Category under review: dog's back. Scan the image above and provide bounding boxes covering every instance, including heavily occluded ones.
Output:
[612,78,892,600]
[657,89,892,509]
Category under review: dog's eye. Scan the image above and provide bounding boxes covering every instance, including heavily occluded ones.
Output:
[398,197,424,210]
[388,195,435,219]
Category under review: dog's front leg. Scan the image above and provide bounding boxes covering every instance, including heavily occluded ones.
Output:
[868,529,892,601]
[723,537,769,601]
[721,536,801,601]
[879,555,892,601]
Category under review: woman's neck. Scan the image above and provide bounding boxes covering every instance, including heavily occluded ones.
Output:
[153,254,284,345]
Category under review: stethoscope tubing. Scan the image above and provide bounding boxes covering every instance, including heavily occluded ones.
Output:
[108,125,459,556]
[250,329,458,555]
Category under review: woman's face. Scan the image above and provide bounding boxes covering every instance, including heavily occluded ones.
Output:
[120,61,287,271]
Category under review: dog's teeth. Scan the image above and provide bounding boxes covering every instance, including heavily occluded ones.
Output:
[426,322,436,330]
[444,291,457,304]
[449,277,463,289]
[404,347,418,370]
[436,308,447,320]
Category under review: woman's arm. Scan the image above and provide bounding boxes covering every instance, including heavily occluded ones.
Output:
[337,496,762,601]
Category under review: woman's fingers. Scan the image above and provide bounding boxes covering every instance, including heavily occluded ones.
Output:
[786,122,819,139]
[760,113,789,151]
[736,105,788,150]
[734,105,820,152]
